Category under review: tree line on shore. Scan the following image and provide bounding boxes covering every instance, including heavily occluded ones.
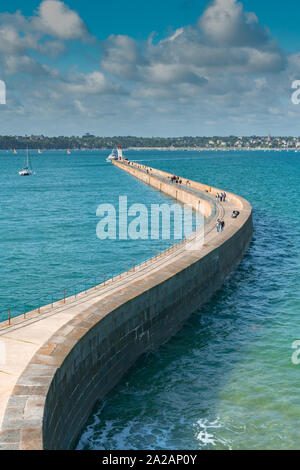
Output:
[0,135,298,149]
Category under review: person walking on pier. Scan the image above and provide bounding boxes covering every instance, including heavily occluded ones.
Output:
[216,219,225,233]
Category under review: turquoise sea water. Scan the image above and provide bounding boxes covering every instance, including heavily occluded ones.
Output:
[0,150,179,320]
[1,149,300,449]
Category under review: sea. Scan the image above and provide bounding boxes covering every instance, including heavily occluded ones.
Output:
[0,149,299,450]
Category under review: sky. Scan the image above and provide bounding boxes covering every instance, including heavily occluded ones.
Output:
[1,0,300,136]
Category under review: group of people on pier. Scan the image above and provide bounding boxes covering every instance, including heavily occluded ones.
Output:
[216,192,227,202]
[170,175,182,185]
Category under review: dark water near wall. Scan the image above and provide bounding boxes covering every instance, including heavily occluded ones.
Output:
[1,149,299,449]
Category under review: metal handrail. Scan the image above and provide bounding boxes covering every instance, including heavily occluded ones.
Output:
[1,237,194,326]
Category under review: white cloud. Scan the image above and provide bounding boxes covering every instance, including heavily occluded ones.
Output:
[141,63,206,86]
[101,35,142,79]
[0,23,39,55]
[64,71,124,95]
[33,0,91,41]
[163,28,184,42]
[199,0,268,47]
[4,55,48,75]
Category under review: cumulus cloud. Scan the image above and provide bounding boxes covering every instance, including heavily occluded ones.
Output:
[100,0,286,101]
[3,55,49,75]
[33,0,91,41]
[64,71,125,96]
[199,0,269,47]
[101,35,143,79]
[141,63,207,86]
[0,23,39,55]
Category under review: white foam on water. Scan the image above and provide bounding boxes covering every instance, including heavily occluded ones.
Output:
[76,403,178,450]
[193,417,232,450]
[76,402,104,450]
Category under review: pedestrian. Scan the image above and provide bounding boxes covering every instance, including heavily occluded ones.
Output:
[216,219,221,233]
[220,220,225,232]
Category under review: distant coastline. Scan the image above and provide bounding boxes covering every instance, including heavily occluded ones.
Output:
[126,147,300,152]
[1,147,300,152]
[1,134,300,152]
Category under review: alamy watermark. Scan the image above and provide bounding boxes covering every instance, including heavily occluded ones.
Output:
[0,80,6,105]
[96,196,204,251]
[291,341,300,365]
[291,81,300,104]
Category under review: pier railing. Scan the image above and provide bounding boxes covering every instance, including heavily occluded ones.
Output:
[1,234,201,328]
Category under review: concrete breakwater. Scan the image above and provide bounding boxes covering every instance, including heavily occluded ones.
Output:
[0,160,252,450]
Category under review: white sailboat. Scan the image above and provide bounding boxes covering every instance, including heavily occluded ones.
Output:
[106,148,118,162]
[19,148,33,176]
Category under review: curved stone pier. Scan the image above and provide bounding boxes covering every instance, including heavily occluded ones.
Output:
[0,160,253,450]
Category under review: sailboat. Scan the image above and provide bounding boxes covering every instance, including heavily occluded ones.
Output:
[38,148,42,154]
[106,148,118,162]
[19,148,33,176]
[67,149,71,155]
[13,149,17,154]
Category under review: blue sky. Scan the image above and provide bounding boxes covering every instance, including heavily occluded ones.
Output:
[1,0,300,136]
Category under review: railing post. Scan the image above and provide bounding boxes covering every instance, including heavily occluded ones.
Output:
[24,305,26,319]
[63,288,66,303]
[8,309,11,326]
[51,294,54,308]
[104,274,106,286]
[38,298,41,314]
